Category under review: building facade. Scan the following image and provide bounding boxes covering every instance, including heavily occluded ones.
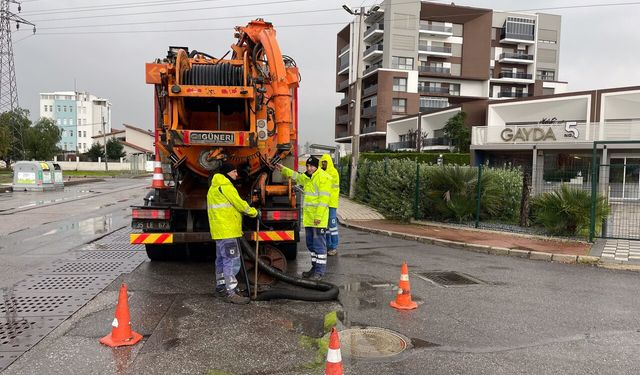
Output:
[335,0,565,151]
[39,91,112,153]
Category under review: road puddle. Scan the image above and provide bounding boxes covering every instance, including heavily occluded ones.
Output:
[26,215,114,240]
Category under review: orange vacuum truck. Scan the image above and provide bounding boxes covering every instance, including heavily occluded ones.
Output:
[132,20,303,273]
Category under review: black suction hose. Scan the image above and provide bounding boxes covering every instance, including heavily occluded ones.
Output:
[239,237,339,301]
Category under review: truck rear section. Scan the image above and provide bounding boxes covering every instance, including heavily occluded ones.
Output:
[131,19,302,262]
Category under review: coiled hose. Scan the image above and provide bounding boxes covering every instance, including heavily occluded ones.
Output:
[239,237,339,301]
[181,63,244,86]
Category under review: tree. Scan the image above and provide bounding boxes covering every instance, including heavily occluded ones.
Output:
[0,108,31,164]
[24,118,61,160]
[85,143,104,161]
[443,111,470,153]
[106,138,126,161]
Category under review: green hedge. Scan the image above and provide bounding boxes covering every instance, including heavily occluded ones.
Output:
[360,152,470,165]
[353,159,522,223]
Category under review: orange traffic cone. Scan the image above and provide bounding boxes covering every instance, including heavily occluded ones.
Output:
[390,262,418,310]
[325,327,343,375]
[99,283,142,347]
[151,153,166,189]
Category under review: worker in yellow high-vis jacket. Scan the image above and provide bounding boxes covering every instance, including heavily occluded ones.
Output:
[320,154,340,256]
[207,162,257,304]
[275,156,332,280]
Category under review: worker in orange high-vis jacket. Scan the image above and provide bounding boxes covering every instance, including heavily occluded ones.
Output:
[207,162,257,304]
[320,154,340,256]
[275,156,332,280]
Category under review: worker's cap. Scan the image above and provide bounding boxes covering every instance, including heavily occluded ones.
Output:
[218,162,236,175]
[306,156,320,168]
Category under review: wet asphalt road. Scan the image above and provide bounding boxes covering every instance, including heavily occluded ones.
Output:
[3,179,640,374]
[0,179,148,289]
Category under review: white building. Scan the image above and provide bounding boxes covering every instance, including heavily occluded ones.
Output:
[39,91,112,153]
[91,124,154,160]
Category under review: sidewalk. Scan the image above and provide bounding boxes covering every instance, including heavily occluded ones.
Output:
[336,197,640,270]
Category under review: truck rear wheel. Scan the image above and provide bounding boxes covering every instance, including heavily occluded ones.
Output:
[277,242,298,260]
[145,244,186,261]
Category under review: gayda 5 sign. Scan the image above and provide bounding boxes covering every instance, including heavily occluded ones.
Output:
[500,120,579,143]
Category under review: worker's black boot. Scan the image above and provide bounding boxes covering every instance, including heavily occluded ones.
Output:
[225,293,250,305]
[301,268,315,278]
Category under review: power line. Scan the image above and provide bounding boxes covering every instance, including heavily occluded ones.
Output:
[22,0,226,16]
[35,21,348,36]
[29,0,318,23]
[35,8,341,30]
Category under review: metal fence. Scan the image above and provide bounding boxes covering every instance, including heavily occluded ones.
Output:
[338,157,640,241]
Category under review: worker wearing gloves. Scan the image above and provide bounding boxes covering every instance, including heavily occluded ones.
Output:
[320,154,340,256]
[275,156,332,279]
[207,162,258,304]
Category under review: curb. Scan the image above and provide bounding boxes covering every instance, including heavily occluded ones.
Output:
[339,218,617,270]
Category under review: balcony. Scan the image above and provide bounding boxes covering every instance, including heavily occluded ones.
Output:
[338,61,349,74]
[336,113,349,124]
[339,44,350,56]
[500,31,535,45]
[338,96,350,107]
[498,72,533,80]
[418,43,452,57]
[363,63,381,76]
[419,65,451,75]
[362,106,377,118]
[420,103,450,113]
[337,79,349,91]
[363,43,383,61]
[363,23,384,42]
[336,130,349,139]
[423,137,450,147]
[419,23,453,37]
[498,91,530,98]
[498,52,534,64]
[388,140,417,151]
[363,84,378,97]
[362,125,377,134]
[418,86,450,95]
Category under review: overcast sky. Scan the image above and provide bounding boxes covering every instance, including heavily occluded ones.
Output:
[10,0,640,147]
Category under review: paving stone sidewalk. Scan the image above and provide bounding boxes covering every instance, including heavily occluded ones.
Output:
[336,197,640,267]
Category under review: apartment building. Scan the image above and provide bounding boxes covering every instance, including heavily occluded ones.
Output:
[40,91,112,153]
[335,0,565,151]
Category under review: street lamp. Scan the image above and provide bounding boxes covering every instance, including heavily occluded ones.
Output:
[343,3,380,199]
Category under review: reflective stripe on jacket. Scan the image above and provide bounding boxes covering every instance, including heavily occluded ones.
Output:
[207,173,257,240]
[320,154,340,208]
[281,166,331,228]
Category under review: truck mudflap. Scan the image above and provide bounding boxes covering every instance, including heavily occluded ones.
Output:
[130,231,296,244]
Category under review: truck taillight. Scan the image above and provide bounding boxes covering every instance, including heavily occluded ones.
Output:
[262,210,298,221]
[132,209,170,220]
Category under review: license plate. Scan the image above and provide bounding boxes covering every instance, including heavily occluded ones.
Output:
[132,220,170,230]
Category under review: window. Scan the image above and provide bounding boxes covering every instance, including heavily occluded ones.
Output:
[63,106,67,112]
[57,105,61,112]
[393,78,407,92]
[536,70,555,81]
[63,143,67,150]
[69,119,74,125]
[69,130,73,137]
[392,56,413,70]
[43,105,47,112]
[392,98,407,113]
[56,119,61,125]
[83,131,87,137]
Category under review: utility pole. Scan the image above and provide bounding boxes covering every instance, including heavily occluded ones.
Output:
[343,4,379,198]
[0,0,35,112]
[102,114,108,171]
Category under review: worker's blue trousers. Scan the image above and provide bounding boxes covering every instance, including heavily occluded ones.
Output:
[306,227,327,275]
[325,207,339,250]
[215,238,241,294]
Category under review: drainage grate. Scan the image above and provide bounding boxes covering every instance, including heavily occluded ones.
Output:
[83,242,144,251]
[36,260,142,275]
[74,251,145,260]
[0,316,66,352]
[13,275,116,293]
[0,352,22,371]
[338,327,408,358]
[0,293,92,316]
[417,271,482,286]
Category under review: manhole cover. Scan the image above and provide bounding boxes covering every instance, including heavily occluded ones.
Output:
[417,271,482,287]
[13,275,116,293]
[338,327,408,358]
